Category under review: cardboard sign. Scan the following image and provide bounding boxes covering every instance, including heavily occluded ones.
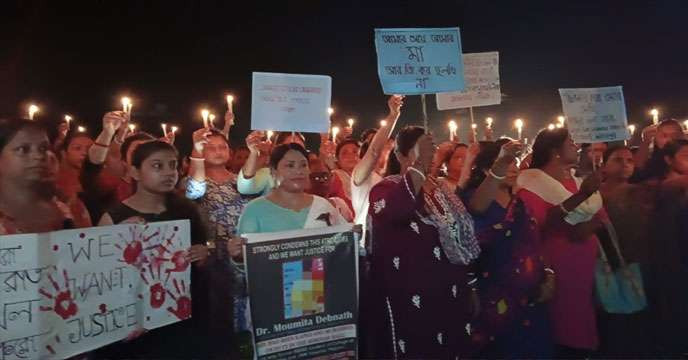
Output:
[374,27,464,95]
[559,86,630,143]
[251,72,332,134]
[244,225,358,360]
[436,51,501,110]
[0,221,191,359]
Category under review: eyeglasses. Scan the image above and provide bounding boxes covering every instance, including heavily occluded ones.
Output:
[309,172,331,182]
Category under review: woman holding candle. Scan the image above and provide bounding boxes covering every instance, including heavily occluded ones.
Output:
[367,125,480,359]
[185,125,251,346]
[80,111,155,223]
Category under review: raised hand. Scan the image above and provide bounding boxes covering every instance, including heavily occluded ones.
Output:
[246,130,268,154]
[102,111,127,136]
[387,95,404,119]
[192,128,211,156]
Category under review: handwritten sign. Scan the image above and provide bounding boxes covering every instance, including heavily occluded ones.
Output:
[0,221,191,360]
[374,27,464,95]
[559,86,629,143]
[244,225,358,360]
[251,72,332,134]
[436,51,501,110]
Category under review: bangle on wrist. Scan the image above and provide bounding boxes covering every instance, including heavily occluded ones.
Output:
[93,142,110,148]
[544,267,556,275]
[407,166,426,181]
[190,156,205,162]
[488,168,506,180]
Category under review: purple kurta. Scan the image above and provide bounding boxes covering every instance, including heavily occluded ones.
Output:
[368,173,474,359]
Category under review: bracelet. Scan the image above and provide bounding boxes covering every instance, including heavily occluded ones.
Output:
[487,168,506,180]
[189,156,205,162]
[559,203,571,215]
[407,166,426,181]
[544,267,556,275]
[93,142,110,148]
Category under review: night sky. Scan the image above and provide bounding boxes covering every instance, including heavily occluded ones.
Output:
[2,0,687,151]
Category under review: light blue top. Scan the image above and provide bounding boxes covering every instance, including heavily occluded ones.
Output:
[237,197,310,234]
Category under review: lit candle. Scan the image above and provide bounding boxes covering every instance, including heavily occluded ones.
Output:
[331,126,340,143]
[347,118,355,129]
[515,119,524,140]
[161,123,168,137]
[448,120,458,141]
[628,124,636,136]
[28,104,39,121]
[328,107,334,116]
[548,123,555,131]
[471,123,477,131]
[684,121,688,132]
[650,108,659,125]
[77,126,86,133]
[121,97,132,114]
[209,114,216,128]
[380,119,388,127]
[555,123,564,129]
[171,126,179,135]
[557,115,565,126]
[267,130,274,142]
[128,124,136,133]
[64,115,73,125]
[486,117,493,129]
[226,95,234,110]
[201,109,210,128]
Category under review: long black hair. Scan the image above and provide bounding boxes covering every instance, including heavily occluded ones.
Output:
[531,128,570,169]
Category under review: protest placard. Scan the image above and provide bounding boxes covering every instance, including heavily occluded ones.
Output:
[374,27,464,95]
[243,225,357,360]
[436,51,501,110]
[559,86,630,143]
[0,220,191,359]
[251,72,332,134]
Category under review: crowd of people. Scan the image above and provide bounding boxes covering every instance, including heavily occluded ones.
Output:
[2,94,688,359]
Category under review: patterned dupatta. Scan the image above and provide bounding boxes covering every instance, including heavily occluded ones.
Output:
[418,178,481,265]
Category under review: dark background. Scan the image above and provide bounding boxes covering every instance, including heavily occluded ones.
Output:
[2,0,686,152]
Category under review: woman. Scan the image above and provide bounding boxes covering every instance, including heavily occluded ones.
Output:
[237,143,346,234]
[368,126,480,359]
[648,140,688,356]
[596,145,656,357]
[96,141,225,358]
[461,139,553,357]
[632,119,686,183]
[516,128,605,358]
[329,139,360,212]
[55,131,93,228]
[0,118,75,235]
[185,126,250,352]
[307,156,354,221]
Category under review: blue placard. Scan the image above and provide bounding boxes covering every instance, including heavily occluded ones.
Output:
[251,72,332,133]
[374,27,465,95]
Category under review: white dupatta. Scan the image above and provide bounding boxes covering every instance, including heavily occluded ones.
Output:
[516,169,603,225]
[303,196,348,229]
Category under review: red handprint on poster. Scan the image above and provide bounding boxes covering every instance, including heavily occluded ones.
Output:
[39,268,78,320]
[166,278,191,320]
